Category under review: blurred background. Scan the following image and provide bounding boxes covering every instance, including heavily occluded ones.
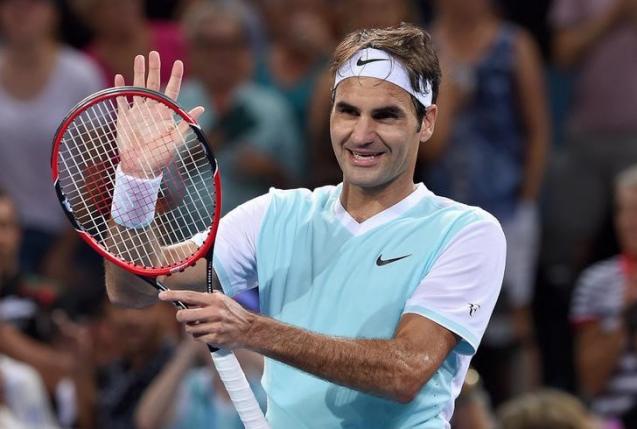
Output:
[0,0,635,428]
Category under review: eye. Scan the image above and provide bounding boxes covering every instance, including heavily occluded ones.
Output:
[336,105,358,116]
[372,111,399,121]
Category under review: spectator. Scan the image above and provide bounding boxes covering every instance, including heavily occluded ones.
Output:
[96,303,175,429]
[179,0,303,213]
[497,389,597,429]
[255,0,333,140]
[421,0,549,405]
[135,336,265,429]
[0,0,103,274]
[545,0,637,282]
[571,165,637,427]
[0,190,95,428]
[77,0,187,87]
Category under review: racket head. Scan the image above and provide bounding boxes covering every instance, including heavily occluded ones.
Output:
[51,86,221,277]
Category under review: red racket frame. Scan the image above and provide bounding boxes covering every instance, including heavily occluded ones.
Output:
[51,86,222,278]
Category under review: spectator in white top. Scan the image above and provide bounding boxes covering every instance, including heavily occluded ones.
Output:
[0,0,103,275]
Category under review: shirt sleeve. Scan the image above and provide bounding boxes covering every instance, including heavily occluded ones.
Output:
[209,193,272,296]
[403,219,506,355]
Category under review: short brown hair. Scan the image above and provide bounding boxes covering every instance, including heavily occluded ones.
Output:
[331,22,441,122]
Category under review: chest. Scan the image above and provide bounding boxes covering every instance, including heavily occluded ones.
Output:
[257,216,452,337]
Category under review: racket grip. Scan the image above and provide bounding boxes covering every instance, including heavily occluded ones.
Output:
[211,349,270,429]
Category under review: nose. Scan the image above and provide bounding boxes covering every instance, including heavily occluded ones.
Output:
[350,115,376,145]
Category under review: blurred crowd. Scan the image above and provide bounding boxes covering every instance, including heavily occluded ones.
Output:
[0,0,636,428]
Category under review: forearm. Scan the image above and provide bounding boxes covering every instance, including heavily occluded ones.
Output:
[576,326,625,396]
[104,260,158,308]
[245,316,432,403]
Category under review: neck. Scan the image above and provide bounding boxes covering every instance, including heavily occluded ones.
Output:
[340,178,417,223]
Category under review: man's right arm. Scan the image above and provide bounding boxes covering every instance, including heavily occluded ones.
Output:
[104,246,207,308]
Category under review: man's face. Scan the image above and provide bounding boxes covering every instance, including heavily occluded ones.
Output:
[616,185,637,256]
[0,198,20,264]
[330,77,435,191]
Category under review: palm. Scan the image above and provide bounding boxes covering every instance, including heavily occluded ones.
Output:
[113,51,203,178]
[116,99,183,178]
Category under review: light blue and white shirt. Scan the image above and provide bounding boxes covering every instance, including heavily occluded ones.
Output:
[205,183,505,428]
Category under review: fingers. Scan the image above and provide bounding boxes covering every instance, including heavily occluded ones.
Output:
[114,74,129,114]
[159,289,214,307]
[176,306,219,323]
[114,73,125,87]
[133,55,145,105]
[164,60,184,101]
[175,106,205,137]
[147,51,161,92]
[188,106,205,122]
[133,55,145,87]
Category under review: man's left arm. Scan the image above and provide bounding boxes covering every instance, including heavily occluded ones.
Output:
[158,289,457,403]
[159,216,506,403]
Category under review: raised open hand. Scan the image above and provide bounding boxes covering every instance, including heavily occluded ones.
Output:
[115,51,204,178]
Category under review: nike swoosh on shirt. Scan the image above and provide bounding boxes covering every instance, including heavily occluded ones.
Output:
[376,254,411,266]
[356,58,387,67]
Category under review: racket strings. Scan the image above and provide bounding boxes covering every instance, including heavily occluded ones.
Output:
[57,95,216,269]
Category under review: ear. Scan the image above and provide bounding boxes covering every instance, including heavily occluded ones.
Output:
[418,104,438,143]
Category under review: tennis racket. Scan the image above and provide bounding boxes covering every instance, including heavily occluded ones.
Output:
[51,86,269,429]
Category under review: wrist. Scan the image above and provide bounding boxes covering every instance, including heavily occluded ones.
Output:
[111,165,163,228]
[242,312,271,353]
[119,157,162,180]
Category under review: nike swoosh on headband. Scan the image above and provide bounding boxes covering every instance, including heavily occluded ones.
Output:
[356,57,387,67]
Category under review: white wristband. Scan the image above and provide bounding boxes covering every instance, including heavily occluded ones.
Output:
[111,165,163,228]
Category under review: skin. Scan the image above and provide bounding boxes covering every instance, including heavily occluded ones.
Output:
[107,52,461,403]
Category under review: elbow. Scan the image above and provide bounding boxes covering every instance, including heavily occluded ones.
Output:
[391,367,430,404]
[393,379,425,404]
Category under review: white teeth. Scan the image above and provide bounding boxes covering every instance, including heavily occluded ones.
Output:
[352,151,379,159]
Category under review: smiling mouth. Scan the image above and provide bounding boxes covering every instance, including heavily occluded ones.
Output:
[349,149,384,160]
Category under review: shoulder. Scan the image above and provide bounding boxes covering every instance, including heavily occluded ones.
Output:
[417,190,505,257]
[267,185,339,211]
[420,189,502,229]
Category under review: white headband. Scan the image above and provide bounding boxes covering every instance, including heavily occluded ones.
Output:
[334,47,432,107]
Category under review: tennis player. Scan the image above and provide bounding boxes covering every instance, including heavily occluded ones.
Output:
[106,23,506,428]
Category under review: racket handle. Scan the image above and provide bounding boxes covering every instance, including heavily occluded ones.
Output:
[211,349,270,429]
